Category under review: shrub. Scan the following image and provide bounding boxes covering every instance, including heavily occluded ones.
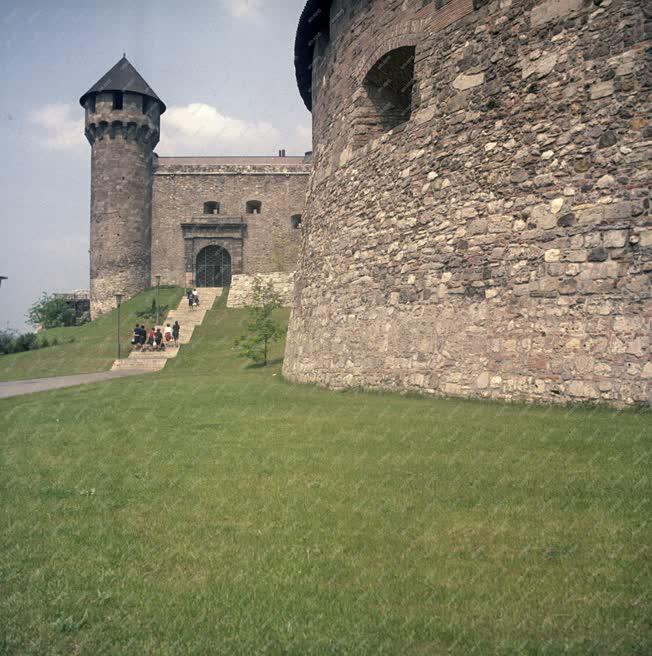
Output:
[14,333,39,352]
[0,329,16,355]
[76,311,90,326]
[136,299,169,322]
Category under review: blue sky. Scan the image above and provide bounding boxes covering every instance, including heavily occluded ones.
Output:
[0,0,311,332]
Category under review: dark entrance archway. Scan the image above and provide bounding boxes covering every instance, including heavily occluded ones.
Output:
[195,245,232,287]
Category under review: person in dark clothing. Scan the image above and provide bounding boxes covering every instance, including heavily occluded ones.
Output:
[172,321,180,347]
[155,328,165,350]
[131,324,140,349]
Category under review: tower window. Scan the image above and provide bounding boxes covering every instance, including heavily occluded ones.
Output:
[142,96,150,115]
[246,200,262,214]
[203,201,220,215]
[87,96,96,113]
[112,91,123,110]
[361,46,416,136]
[291,214,302,229]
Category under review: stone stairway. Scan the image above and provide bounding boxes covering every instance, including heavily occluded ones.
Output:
[111,287,222,373]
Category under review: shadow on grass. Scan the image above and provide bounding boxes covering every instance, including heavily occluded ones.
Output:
[243,357,284,370]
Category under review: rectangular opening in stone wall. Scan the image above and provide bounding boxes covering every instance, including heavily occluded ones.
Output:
[203,201,220,215]
[246,200,262,215]
[358,46,416,142]
[112,91,123,110]
[87,96,96,113]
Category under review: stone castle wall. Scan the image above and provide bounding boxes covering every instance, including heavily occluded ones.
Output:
[151,158,309,287]
[284,0,651,404]
[86,91,160,317]
[227,273,295,308]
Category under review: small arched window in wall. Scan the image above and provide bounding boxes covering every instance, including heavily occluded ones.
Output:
[362,46,416,135]
[203,201,220,215]
[246,200,262,215]
[291,214,302,229]
[112,91,123,110]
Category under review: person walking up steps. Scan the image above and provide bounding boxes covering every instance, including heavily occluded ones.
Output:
[172,321,180,347]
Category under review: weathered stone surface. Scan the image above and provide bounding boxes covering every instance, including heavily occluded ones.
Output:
[452,72,485,90]
[603,230,628,248]
[588,247,609,262]
[227,273,294,308]
[85,89,162,318]
[598,131,618,148]
[522,53,558,80]
[590,81,615,100]
[151,159,308,290]
[285,0,651,407]
[530,0,584,27]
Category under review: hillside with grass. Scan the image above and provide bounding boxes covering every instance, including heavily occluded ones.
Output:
[0,293,650,655]
[0,287,184,381]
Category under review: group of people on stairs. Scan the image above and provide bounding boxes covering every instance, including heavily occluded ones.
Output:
[130,321,180,351]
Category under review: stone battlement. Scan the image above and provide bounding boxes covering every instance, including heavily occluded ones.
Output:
[154,156,311,176]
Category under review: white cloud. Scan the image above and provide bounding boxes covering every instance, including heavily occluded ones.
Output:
[27,100,310,158]
[220,0,263,21]
[158,102,281,156]
[28,103,85,151]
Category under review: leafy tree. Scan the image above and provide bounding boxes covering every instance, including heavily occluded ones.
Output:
[27,293,78,329]
[0,329,16,355]
[235,278,284,366]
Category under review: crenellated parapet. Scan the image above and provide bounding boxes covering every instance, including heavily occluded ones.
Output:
[83,90,161,148]
[84,120,159,148]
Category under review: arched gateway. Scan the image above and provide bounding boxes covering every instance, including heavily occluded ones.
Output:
[195,245,231,287]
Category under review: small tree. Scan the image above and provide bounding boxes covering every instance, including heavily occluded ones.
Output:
[27,293,77,329]
[235,278,284,366]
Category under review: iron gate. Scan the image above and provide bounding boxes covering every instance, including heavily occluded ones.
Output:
[195,245,232,287]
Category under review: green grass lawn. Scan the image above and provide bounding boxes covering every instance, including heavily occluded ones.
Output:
[1,292,650,655]
[0,287,184,381]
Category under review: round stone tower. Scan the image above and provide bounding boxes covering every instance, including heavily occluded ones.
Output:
[80,56,166,317]
[285,0,650,405]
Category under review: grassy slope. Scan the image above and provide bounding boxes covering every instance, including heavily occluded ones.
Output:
[0,287,184,381]
[0,292,650,655]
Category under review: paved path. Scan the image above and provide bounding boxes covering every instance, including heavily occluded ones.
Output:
[0,370,148,400]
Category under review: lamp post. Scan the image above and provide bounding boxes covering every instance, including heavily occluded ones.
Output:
[115,293,123,360]
[155,275,161,326]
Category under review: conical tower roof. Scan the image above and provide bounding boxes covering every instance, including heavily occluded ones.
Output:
[79,55,166,113]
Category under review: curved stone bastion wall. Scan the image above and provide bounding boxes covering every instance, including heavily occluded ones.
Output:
[283,0,651,404]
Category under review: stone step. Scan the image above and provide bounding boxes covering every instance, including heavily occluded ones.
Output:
[111,360,166,371]
[125,350,178,360]
[114,289,222,373]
